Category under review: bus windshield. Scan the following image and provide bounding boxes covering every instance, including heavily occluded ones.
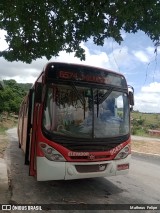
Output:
[43,83,129,138]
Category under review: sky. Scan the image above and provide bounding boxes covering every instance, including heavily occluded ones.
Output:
[0,30,160,113]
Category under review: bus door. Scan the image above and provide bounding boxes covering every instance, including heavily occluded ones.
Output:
[19,100,26,149]
[24,88,37,177]
[24,89,34,165]
[29,83,42,176]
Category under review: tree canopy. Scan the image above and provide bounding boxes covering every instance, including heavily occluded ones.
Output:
[0,0,160,63]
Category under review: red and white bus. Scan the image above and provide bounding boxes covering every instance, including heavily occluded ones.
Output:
[18,62,134,181]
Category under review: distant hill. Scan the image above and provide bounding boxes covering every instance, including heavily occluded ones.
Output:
[18,83,33,92]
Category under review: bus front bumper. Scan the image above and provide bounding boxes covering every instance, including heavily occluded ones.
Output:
[36,155,131,181]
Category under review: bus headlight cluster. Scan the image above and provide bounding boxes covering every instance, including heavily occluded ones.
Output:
[114,145,130,160]
[40,142,66,162]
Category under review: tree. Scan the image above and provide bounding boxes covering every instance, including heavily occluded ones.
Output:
[0,0,160,63]
[0,81,3,90]
[0,80,29,114]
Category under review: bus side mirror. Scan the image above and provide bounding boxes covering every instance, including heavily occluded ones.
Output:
[128,85,134,111]
[35,83,42,103]
[129,91,134,107]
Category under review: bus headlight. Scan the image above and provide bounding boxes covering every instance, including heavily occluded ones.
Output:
[114,145,130,160]
[40,142,66,162]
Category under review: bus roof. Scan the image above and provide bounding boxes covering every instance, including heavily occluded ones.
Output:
[44,62,124,76]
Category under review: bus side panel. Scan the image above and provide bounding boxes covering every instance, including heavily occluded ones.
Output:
[21,115,28,153]
[17,107,23,147]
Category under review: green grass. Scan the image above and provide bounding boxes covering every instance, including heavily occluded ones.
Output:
[132,112,160,126]
[0,126,8,134]
[131,111,160,137]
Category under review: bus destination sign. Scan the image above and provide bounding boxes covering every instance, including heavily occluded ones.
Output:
[59,70,107,84]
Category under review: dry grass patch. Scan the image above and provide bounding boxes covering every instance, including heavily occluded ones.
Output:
[0,117,17,158]
[132,140,160,155]
[0,134,8,158]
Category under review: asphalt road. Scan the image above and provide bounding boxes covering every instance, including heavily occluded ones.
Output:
[3,128,160,213]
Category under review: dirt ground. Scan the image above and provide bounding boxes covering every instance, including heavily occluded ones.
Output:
[131,139,160,155]
[0,118,17,158]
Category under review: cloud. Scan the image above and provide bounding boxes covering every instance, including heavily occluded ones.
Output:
[146,46,155,55]
[0,30,8,51]
[134,82,160,113]
[108,46,131,69]
[133,45,160,65]
[133,50,150,63]
[146,45,160,55]
[52,43,110,69]
[0,58,43,83]
[141,82,160,93]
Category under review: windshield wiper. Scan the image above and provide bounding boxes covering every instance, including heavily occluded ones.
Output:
[94,88,113,118]
[97,88,113,105]
[71,83,85,106]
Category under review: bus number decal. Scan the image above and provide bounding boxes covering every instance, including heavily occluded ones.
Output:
[110,144,124,155]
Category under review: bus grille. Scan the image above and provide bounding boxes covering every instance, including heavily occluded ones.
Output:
[75,164,108,173]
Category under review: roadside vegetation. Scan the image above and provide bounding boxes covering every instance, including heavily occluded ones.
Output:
[131,111,160,138]
[0,79,31,157]
[131,111,160,155]
[0,79,32,114]
[0,79,31,133]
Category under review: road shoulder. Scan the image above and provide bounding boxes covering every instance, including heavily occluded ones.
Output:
[0,157,10,203]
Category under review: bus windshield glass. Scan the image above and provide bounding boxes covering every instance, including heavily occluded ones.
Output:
[43,83,129,138]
